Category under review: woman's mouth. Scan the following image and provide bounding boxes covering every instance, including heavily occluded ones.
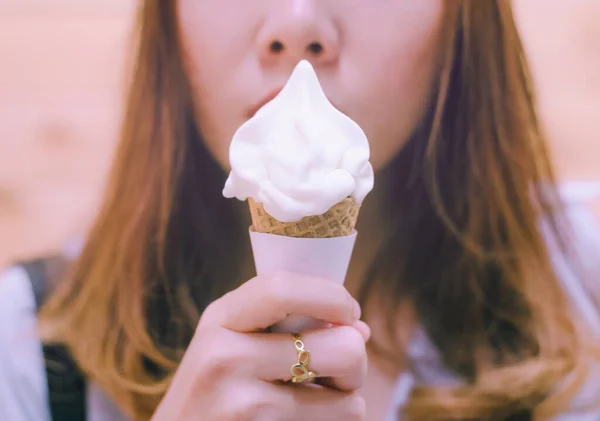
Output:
[247,87,283,118]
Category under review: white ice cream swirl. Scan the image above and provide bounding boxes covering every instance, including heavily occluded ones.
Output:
[223,60,374,223]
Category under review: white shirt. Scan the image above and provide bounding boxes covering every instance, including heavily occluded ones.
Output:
[1,183,600,421]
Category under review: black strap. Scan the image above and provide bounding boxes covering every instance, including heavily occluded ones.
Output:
[24,258,52,310]
[21,257,87,421]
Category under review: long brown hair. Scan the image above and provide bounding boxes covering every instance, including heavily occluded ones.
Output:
[40,1,599,420]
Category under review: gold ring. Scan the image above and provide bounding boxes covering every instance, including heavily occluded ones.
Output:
[290,333,316,383]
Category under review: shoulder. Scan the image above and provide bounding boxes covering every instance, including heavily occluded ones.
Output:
[0,266,39,345]
[0,265,51,421]
[549,184,600,418]
[553,183,600,294]
[544,184,600,329]
[562,189,600,272]
[0,265,37,319]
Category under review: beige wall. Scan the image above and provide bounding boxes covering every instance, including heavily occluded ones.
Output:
[515,0,600,180]
[1,1,599,267]
[0,2,133,266]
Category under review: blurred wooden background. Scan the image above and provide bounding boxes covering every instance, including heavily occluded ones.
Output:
[0,0,599,267]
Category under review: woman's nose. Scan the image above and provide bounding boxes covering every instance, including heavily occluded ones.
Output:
[257,1,339,67]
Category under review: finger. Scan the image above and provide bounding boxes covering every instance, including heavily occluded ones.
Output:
[215,380,365,421]
[285,384,366,421]
[201,271,360,331]
[330,321,370,342]
[250,326,368,391]
[350,321,371,342]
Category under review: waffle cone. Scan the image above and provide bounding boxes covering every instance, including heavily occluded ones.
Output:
[248,197,360,238]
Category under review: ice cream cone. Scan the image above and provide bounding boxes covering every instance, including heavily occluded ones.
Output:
[248,197,361,333]
[248,197,360,238]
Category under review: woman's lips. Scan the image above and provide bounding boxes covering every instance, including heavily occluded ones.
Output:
[247,87,343,119]
[248,88,283,118]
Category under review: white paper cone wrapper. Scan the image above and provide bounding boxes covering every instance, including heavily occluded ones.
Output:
[249,229,357,333]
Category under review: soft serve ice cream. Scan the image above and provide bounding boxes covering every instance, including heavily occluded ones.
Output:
[225,60,371,331]
[223,60,374,222]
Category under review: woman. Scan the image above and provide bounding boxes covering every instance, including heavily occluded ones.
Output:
[1,1,600,420]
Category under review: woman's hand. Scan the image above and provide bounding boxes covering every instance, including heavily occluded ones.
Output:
[151,271,370,421]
